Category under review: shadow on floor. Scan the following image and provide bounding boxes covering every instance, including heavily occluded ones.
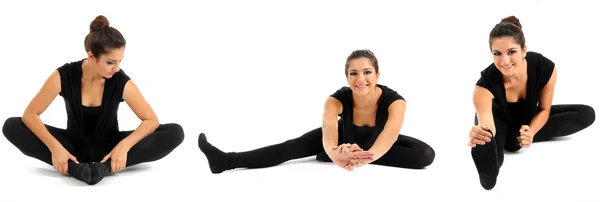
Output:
[32,163,153,186]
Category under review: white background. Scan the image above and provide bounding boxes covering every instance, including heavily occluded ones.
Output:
[0,0,598,201]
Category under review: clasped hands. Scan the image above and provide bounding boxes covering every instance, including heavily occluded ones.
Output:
[328,143,375,171]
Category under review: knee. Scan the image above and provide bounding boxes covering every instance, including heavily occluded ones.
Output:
[580,105,596,127]
[416,146,435,168]
[132,123,184,156]
[159,123,185,147]
[3,117,23,141]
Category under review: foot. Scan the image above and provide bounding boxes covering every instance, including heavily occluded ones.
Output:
[68,161,92,185]
[471,131,500,190]
[198,133,231,174]
[90,161,111,185]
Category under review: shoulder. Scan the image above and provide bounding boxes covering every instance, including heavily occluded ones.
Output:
[525,51,546,62]
[526,51,555,71]
[55,59,84,89]
[526,51,555,85]
[476,63,502,95]
[56,59,84,78]
[112,69,132,101]
[477,63,499,81]
[114,68,131,80]
[378,84,404,101]
[378,84,405,112]
[111,68,132,87]
[330,86,352,102]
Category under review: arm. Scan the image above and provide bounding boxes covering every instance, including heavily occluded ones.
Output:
[322,96,343,157]
[367,99,406,162]
[117,80,160,149]
[21,70,63,152]
[473,86,496,135]
[528,67,557,135]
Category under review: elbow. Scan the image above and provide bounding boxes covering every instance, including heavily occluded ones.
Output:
[151,120,160,129]
[322,119,338,131]
[542,108,551,114]
[144,118,160,130]
[21,110,39,124]
[537,108,551,117]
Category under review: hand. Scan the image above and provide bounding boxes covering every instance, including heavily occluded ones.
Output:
[518,125,533,148]
[469,125,493,147]
[333,144,373,167]
[101,143,130,173]
[50,146,79,174]
[349,158,368,168]
[331,143,363,153]
[331,144,363,171]
[329,143,374,171]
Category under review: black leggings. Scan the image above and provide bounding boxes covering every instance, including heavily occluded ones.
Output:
[228,120,435,170]
[2,117,185,167]
[473,104,595,169]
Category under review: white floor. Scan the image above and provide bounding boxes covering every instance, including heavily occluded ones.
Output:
[1,125,598,202]
[1,0,599,201]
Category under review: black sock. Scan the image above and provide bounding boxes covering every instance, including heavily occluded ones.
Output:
[198,133,232,174]
[471,130,499,190]
[90,161,111,185]
[68,161,92,184]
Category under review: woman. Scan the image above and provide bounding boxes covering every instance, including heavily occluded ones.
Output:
[2,15,185,185]
[469,16,595,190]
[198,49,435,173]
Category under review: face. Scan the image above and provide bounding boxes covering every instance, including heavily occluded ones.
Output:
[346,57,379,96]
[88,46,125,79]
[490,36,527,77]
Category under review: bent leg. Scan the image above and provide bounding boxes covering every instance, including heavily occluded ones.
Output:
[88,123,184,184]
[533,104,596,142]
[2,117,75,166]
[3,117,93,184]
[370,134,435,169]
[111,123,185,167]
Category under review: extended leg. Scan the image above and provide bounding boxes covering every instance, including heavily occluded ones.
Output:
[471,112,508,190]
[198,126,328,174]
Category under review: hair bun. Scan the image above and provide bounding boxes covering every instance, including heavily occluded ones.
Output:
[90,15,110,32]
[500,16,522,29]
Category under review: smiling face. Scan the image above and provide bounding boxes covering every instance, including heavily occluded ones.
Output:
[490,36,527,77]
[87,46,125,79]
[346,57,380,96]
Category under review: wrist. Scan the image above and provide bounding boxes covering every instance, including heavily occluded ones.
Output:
[118,139,134,150]
[527,126,538,136]
[367,149,382,162]
[323,143,336,154]
[48,141,64,153]
[325,148,337,160]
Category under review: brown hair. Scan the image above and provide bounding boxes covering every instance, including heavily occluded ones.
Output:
[84,15,126,58]
[345,49,379,76]
[489,16,525,49]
